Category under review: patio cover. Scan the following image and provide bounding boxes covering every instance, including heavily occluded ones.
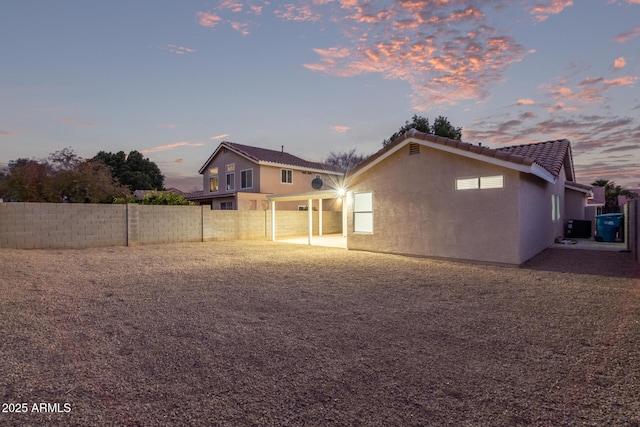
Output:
[267,190,346,245]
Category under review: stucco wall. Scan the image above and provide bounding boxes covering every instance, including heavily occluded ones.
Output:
[346,144,523,264]
[517,174,561,263]
[565,188,587,221]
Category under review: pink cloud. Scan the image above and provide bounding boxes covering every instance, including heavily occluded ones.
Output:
[175,158,184,164]
[210,133,230,140]
[218,0,243,13]
[517,98,536,105]
[614,57,626,69]
[0,130,16,136]
[159,124,176,128]
[614,25,640,42]
[230,21,250,36]
[274,4,321,22]
[541,74,637,106]
[529,0,573,23]
[58,118,96,127]
[331,125,351,133]
[166,44,195,55]
[196,11,223,28]
[300,2,528,107]
[141,141,204,154]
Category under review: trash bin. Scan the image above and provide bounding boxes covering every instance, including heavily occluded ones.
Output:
[594,213,623,242]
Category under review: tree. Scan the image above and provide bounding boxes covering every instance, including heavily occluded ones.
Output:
[0,149,131,203]
[113,190,194,205]
[591,179,635,198]
[0,158,54,202]
[324,149,368,171]
[431,115,462,140]
[93,150,164,191]
[383,114,462,146]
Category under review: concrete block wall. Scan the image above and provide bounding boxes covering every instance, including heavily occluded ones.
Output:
[203,210,267,241]
[269,210,343,238]
[0,203,343,249]
[0,202,127,249]
[128,205,203,245]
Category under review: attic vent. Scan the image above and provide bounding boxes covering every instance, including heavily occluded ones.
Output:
[409,143,420,155]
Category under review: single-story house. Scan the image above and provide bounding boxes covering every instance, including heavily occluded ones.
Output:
[344,129,592,265]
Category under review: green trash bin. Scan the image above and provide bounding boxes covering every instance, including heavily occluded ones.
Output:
[594,213,623,242]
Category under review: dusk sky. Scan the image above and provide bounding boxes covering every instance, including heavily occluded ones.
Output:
[1,0,639,192]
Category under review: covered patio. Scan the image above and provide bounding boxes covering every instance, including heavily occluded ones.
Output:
[267,189,347,247]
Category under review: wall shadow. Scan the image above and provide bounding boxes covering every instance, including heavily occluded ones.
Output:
[522,248,639,279]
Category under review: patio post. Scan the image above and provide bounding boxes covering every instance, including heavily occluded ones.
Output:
[319,198,323,236]
[271,200,276,241]
[308,198,313,245]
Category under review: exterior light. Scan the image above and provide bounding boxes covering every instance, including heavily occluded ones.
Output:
[337,187,346,197]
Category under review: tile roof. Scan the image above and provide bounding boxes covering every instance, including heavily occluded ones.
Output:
[355,129,574,180]
[199,141,343,174]
[496,139,572,179]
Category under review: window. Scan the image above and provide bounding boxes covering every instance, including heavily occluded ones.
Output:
[456,175,504,190]
[226,172,235,191]
[220,201,233,210]
[241,169,253,189]
[209,167,219,192]
[281,169,293,184]
[209,176,219,192]
[456,178,479,190]
[552,194,560,221]
[353,192,373,233]
[480,175,503,189]
[226,163,235,172]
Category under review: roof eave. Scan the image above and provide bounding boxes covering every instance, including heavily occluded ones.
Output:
[259,161,345,176]
[348,137,558,184]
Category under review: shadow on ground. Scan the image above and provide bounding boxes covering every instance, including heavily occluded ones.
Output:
[522,248,639,279]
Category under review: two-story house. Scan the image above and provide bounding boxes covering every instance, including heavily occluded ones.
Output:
[188,141,344,210]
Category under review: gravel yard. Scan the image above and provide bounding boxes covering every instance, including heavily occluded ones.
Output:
[1,241,639,426]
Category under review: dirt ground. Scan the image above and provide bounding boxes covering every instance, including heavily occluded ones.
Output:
[1,241,639,426]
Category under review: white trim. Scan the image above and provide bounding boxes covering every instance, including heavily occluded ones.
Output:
[261,161,344,176]
[267,189,340,202]
[565,182,593,196]
[280,168,293,184]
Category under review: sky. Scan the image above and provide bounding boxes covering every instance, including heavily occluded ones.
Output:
[1,0,639,192]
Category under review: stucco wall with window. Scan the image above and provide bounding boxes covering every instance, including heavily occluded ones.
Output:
[346,143,524,265]
[201,150,259,197]
[258,165,338,195]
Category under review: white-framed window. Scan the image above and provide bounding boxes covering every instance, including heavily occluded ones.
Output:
[281,169,293,184]
[226,172,235,191]
[480,175,504,189]
[241,169,253,189]
[456,175,504,190]
[552,194,560,221]
[456,177,479,190]
[353,192,373,233]
[209,176,219,192]
[209,167,219,192]
[220,201,233,210]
